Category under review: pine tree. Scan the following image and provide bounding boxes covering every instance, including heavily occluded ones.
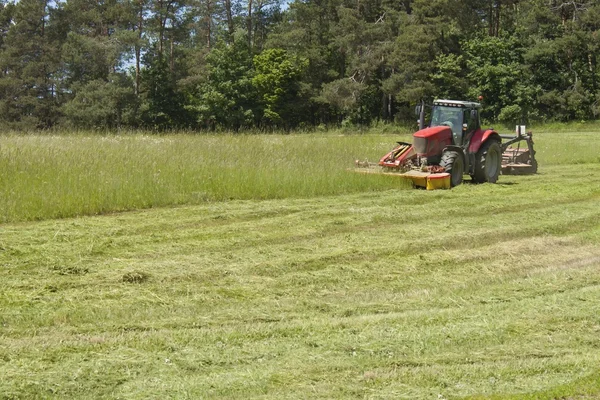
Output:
[0,0,62,128]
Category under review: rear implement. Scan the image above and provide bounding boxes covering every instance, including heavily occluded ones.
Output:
[501,130,537,175]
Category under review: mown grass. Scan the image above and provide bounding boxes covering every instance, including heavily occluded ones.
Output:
[1,128,600,398]
[531,130,600,165]
[2,128,600,223]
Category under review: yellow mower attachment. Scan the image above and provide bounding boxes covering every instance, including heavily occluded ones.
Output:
[353,165,451,190]
[426,173,451,190]
[401,171,451,190]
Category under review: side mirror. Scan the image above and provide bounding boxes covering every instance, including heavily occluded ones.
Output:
[470,109,478,120]
[415,105,422,116]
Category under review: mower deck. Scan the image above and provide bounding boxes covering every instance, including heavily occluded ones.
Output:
[501,146,537,174]
[354,164,451,190]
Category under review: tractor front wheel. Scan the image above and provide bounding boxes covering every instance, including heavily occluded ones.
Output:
[473,140,501,183]
[440,150,464,187]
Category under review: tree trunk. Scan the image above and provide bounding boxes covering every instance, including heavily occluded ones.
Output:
[381,57,386,119]
[158,0,173,57]
[247,0,253,49]
[589,52,596,93]
[494,0,501,37]
[388,67,394,121]
[206,0,212,48]
[224,0,234,42]
[170,35,174,72]
[41,0,46,36]
[135,46,141,95]
[488,1,494,36]
[135,0,144,96]
[158,1,164,55]
[254,0,266,50]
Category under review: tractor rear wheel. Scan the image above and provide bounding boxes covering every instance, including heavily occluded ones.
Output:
[440,150,464,187]
[473,140,501,183]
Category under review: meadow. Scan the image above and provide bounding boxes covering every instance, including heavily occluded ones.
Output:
[1,127,599,223]
[0,132,411,223]
[1,128,600,399]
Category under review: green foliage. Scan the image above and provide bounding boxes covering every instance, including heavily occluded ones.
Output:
[0,0,61,129]
[0,0,599,130]
[189,32,257,130]
[520,0,599,122]
[0,0,15,49]
[63,74,138,129]
[319,79,366,118]
[432,54,468,100]
[253,48,308,127]
[497,104,522,125]
[464,34,536,123]
[320,79,382,126]
[140,49,190,130]
[384,18,437,105]
[61,32,115,84]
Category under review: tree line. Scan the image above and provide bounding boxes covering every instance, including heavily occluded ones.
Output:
[0,0,598,131]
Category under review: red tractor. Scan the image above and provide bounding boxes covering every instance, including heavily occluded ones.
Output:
[363,99,537,188]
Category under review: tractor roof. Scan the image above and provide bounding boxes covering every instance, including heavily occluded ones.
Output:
[433,99,481,109]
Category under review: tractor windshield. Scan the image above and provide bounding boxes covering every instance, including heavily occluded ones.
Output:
[430,106,464,137]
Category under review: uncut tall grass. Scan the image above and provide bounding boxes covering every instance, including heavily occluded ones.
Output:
[0,133,409,223]
[2,128,598,223]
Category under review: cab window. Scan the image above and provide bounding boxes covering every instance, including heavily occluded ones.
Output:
[463,109,478,131]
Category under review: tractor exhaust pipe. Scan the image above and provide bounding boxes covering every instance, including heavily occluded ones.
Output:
[415,100,426,130]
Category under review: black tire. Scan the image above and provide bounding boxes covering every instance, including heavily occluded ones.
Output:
[530,157,538,174]
[440,150,464,187]
[473,140,501,183]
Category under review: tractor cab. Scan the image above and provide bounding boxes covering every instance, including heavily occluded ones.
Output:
[427,100,481,147]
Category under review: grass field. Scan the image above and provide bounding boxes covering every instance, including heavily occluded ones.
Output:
[0,133,410,223]
[2,128,598,224]
[1,129,600,399]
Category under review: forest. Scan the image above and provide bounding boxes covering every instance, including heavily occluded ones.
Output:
[0,0,598,131]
